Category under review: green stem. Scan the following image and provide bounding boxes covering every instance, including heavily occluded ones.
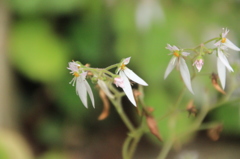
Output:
[123,135,133,159]
[203,37,219,45]
[157,139,173,159]
[105,63,119,71]
[127,126,144,159]
[113,100,135,132]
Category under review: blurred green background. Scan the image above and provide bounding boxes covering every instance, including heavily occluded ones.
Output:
[1,0,240,158]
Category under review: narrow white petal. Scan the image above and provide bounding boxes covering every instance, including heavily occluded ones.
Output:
[218,48,234,72]
[224,39,240,51]
[179,58,194,94]
[217,58,226,89]
[124,68,148,86]
[76,77,88,108]
[214,40,221,47]
[123,57,131,65]
[120,71,136,106]
[164,57,176,79]
[84,80,95,108]
[98,80,114,99]
[181,52,190,56]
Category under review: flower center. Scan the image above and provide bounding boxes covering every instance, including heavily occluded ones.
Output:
[120,64,126,70]
[73,72,80,77]
[173,51,180,57]
[221,38,226,43]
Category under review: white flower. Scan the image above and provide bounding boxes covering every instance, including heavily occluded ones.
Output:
[193,58,204,72]
[68,62,95,108]
[116,57,148,106]
[135,0,164,32]
[215,28,240,51]
[214,28,240,89]
[216,46,234,89]
[164,44,194,94]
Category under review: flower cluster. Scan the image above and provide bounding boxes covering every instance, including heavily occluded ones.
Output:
[67,57,148,108]
[164,28,240,93]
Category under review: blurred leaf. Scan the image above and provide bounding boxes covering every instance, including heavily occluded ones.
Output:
[0,143,9,159]
[9,0,85,16]
[35,117,63,146]
[210,102,240,135]
[68,0,105,65]
[38,151,68,159]
[9,20,69,83]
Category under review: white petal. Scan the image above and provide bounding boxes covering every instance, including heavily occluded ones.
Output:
[84,79,95,108]
[224,39,240,51]
[123,57,131,65]
[181,52,190,56]
[217,58,226,89]
[76,77,88,108]
[179,58,194,94]
[98,80,114,99]
[124,68,148,86]
[120,71,136,106]
[164,57,176,79]
[218,48,234,72]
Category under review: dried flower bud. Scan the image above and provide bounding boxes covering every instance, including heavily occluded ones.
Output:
[211,73,226,95]
[186,100,197,117]
[207,124,223,141]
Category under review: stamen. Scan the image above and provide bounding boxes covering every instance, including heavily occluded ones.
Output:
[121,64,126,70]
[221,38,226,43]
[73,72,80,77]
[173,51,180,57]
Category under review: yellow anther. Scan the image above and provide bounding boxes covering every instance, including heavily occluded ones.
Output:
[221,38,226,43]
[173,51,180,57]
[73,72,80,77]
[121,64,126,70]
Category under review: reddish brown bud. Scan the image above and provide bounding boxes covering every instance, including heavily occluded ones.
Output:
[207,124,223,141]
[146,115,162,141]
[98,89,110,120]
[186,100,197,117]
[211,73,226,95]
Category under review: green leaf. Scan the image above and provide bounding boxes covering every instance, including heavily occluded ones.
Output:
[9,20,69,83]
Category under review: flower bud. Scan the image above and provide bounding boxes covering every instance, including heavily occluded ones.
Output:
[91,77,98,84]
[193,57,204,72]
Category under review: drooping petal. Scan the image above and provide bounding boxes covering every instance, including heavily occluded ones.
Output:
[164,56,177,79]
[179,58,194,94]
[76,77,88,108]
[217,58,226,89]
[217,48,234,72]
[119,71,136,106]
[124,68,148,86]
[84,79,95,108]
[223,39,240,51]
[98,80,114,99]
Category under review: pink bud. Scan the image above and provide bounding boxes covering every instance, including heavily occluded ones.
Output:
[114,77,124,88]
[193,59,204,72]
